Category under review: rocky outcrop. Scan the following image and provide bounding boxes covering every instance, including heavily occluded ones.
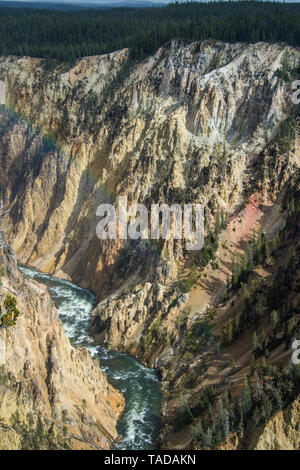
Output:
[0,242,124,450]
[251,395,300,450]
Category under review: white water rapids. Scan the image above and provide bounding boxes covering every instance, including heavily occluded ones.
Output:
[19,265,161,450]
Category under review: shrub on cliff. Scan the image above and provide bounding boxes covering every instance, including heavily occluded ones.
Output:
[0,295,20,328]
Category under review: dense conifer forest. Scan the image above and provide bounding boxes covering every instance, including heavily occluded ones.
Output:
[0,1,299,63]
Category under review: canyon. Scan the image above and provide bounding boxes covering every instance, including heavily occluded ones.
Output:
[0,39,300,449]
[0,239,124,449]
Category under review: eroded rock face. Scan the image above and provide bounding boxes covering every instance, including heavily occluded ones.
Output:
[0,41,298,351]
[0,243,124,450]
[251,395,300,450]
[0,40,299,353]
[0,40,300,450]
[0,41,296,296]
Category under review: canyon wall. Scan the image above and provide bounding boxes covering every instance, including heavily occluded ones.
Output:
[0,41,298,352]
[0,40,300,449]
[0,41,295,290]
[0,241,124,449]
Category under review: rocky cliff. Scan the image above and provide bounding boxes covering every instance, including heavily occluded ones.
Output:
[0,39,300,450]
[0,41,296,296]
[0,240,124,450]
[251,394,300,450]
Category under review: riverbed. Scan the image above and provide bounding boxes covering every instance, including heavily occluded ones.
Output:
[19,265,161,450]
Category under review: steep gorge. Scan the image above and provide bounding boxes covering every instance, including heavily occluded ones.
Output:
[0,41,295,294]
[0,239,124,449]
[0,39,300,449]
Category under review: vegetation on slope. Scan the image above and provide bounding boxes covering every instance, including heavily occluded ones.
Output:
[0,295,20,328]
[191,188,300,449]
[0,366,72,450]
[159,107,300,449]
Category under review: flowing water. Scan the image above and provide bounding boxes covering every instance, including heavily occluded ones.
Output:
[19,265,161,450]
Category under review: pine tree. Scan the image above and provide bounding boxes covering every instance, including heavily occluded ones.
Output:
[238,413,244,438]
[234,315,241,339]
[261,396,273,423]
[223,409,230,438]
[227,319,233,345]
[253,407,261,426]
[252,331,259,355]
[242,375,252,418]
[192,422,204,445]
[231,399,240,431]
[250,354,256,376]
[223,390,230,409]
[260,357,268,376]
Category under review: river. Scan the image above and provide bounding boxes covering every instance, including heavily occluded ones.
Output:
[19,265,161,450]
